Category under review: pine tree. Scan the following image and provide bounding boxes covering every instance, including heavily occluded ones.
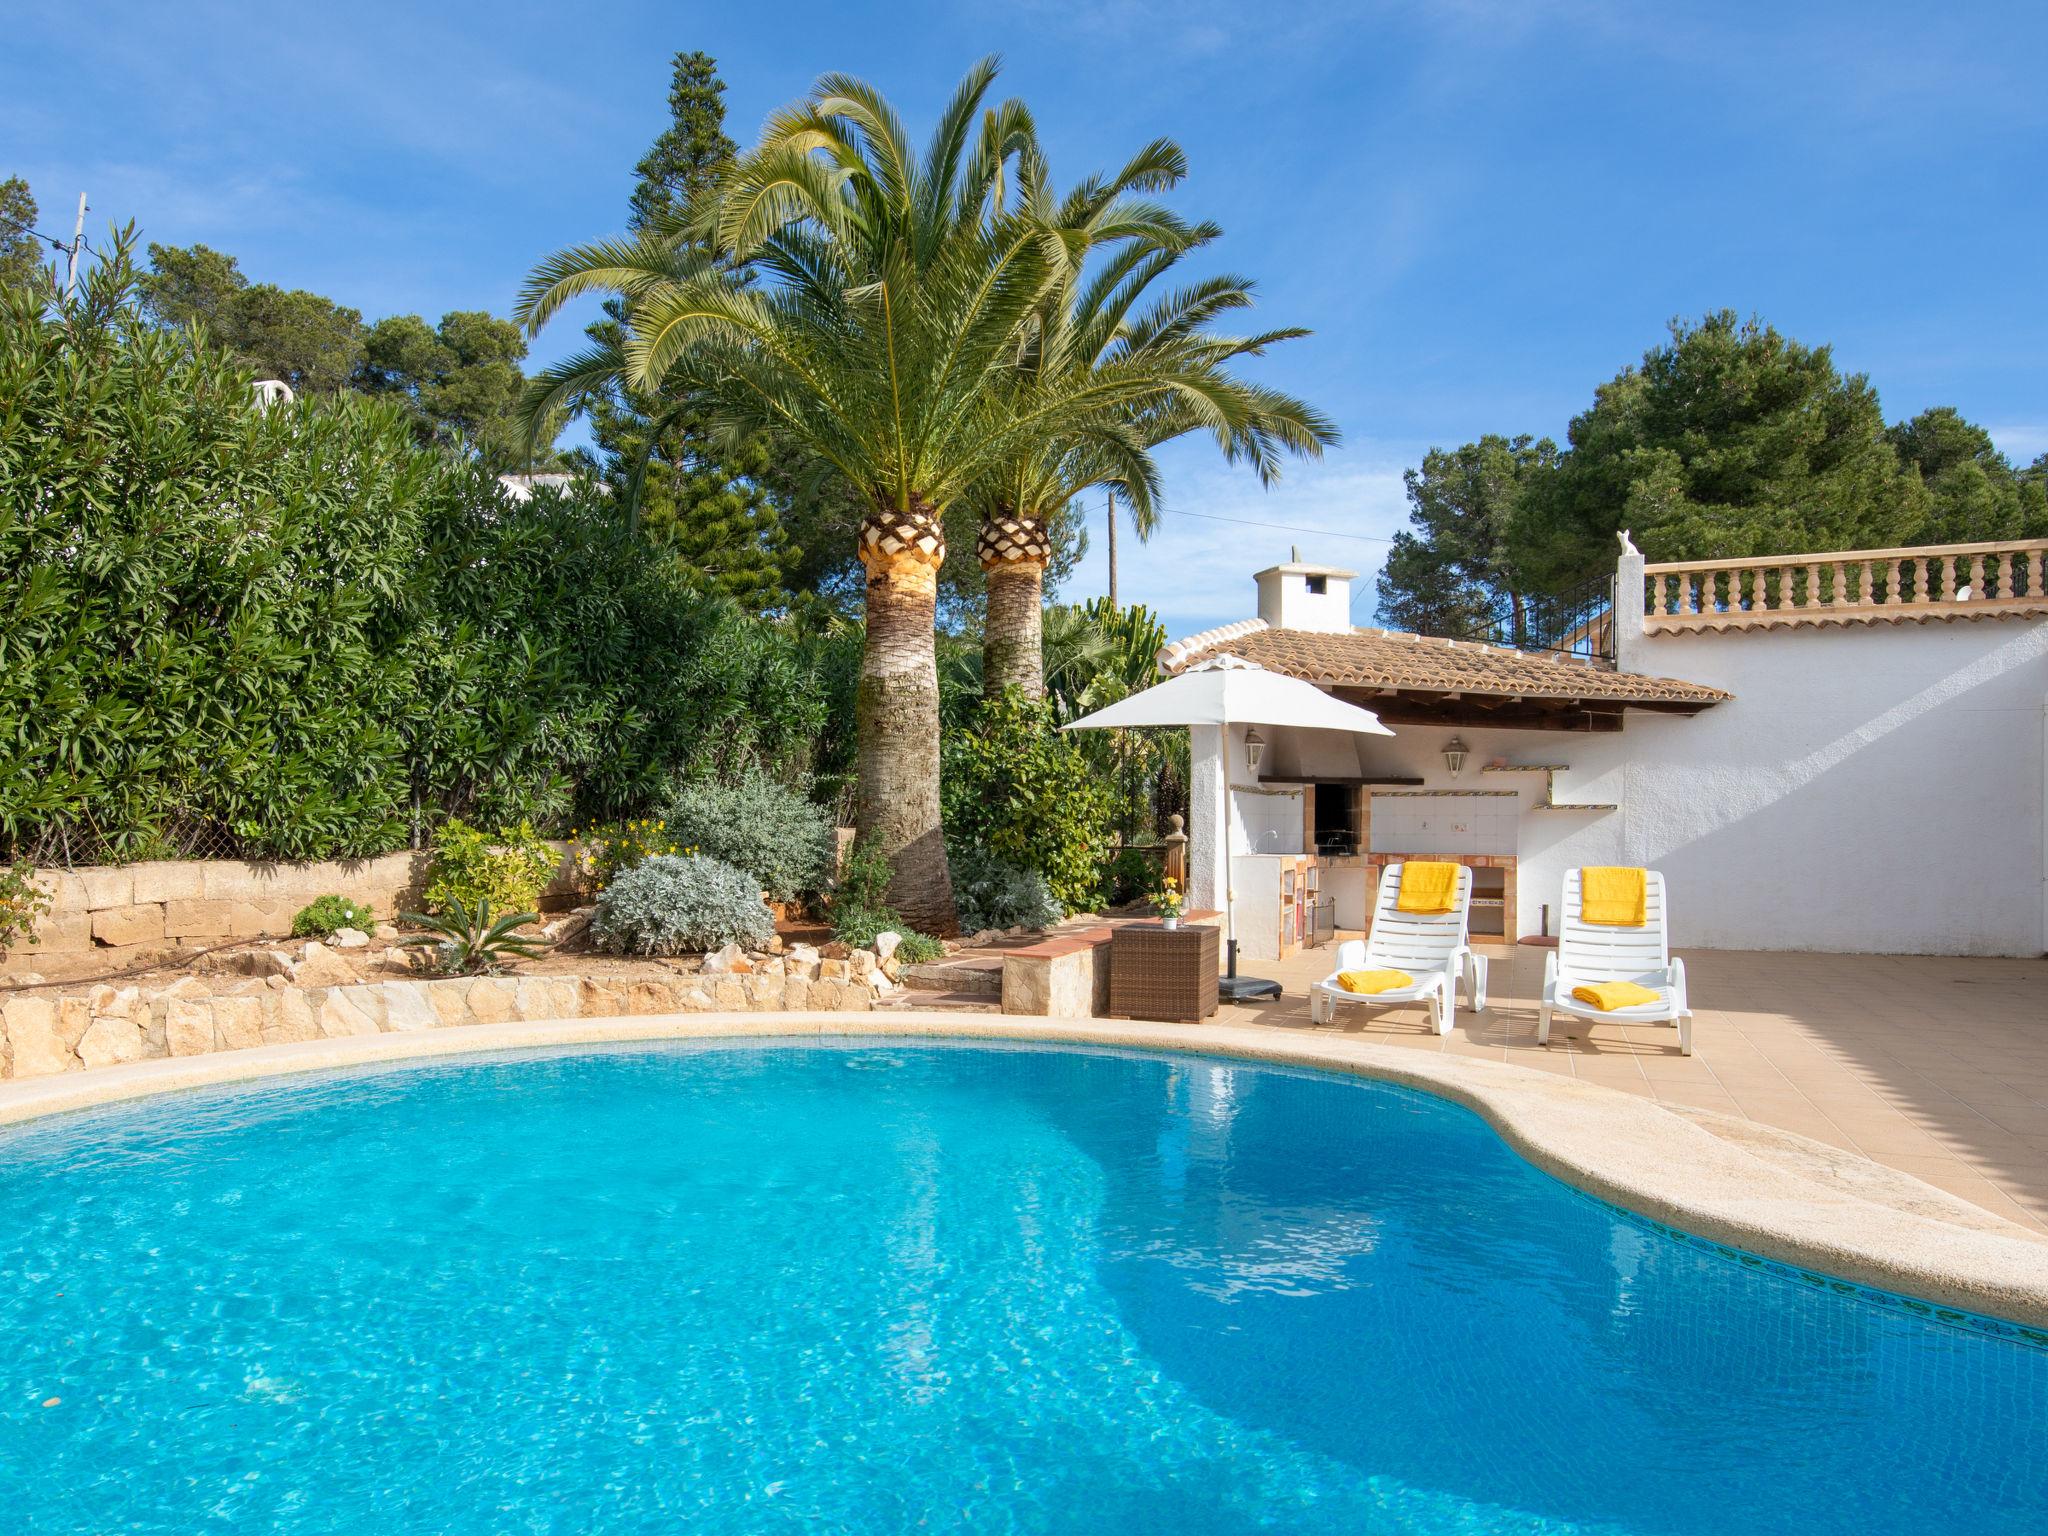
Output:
[584,50,795,610]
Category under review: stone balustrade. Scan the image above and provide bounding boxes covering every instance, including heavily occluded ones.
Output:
[1641,539,2048,633]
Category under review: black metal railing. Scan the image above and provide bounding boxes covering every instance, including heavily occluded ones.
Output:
[1457,575,1615,661]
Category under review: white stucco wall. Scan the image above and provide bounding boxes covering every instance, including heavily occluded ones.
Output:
[1184,603,2048,958]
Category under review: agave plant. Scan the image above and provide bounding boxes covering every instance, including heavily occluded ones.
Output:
[397,897,547,976]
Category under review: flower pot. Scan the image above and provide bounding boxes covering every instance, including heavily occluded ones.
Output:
[1160,915,1181,931]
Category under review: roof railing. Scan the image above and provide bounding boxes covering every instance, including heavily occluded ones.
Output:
[1642,538,2048,631]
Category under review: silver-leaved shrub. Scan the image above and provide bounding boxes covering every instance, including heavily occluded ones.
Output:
[589,854,773,956]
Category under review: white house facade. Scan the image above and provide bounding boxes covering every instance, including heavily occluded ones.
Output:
[1170,537,2048,959]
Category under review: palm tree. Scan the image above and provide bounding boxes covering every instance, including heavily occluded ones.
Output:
[974,209,1338,700]
[517,60,1225,932]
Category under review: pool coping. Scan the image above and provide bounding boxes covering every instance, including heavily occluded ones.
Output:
[3,1010,2045,1331]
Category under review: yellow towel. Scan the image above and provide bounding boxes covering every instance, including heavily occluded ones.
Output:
[1580,867,1647,926]
[1396,861,1459,915]
[1337,969,1414,994]
[1572,980,1662,1011]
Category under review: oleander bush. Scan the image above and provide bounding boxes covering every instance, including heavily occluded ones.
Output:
[0,234,836,865]
[661,771,837,904]
[291,894,377,939]
[941,691,1114,912]
[949,846,1063,933]
[0,860,52,955]
[421,818,558,915]
[589,853,774,956]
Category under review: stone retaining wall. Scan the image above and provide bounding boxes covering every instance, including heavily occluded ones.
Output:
[0,965,876,1079]
[11,847,582,964]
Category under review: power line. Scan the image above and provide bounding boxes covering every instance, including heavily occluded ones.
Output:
[1169,506,1399,546]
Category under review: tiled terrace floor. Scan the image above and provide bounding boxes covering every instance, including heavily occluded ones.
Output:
[1211,941,2048,1234]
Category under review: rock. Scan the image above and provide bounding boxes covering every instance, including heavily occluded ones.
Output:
[330,927,370,949]
[196,946,294,979]
[290,942,359,988]
[3,971,46,988]
[849,950,878,980]
[372,923,400,941]
[967,929,1004,947]
[263,990,321,1045]
[317,989,382,1038]
[787,943,821,966]
[87,983,141,1020]
[878,954,900,982]
[379,983,438,1033]
[3,997,77,1076]
[701,942,755,975]
[164,1000,215,1057]
[820,958,850,982]
[765,933,785,955]
[76,1015,147,1069]
[711,976,748,1011]
[466,979,520,1024]
[541,910,591,946]
[212,996,265,1052]
[872,973,896,996]
[820,940,852,960]
[873,931,902,962]
[428,980,476,1027]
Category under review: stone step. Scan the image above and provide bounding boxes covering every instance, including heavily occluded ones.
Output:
[899,990,1001,1013]
[900,956,1003,994]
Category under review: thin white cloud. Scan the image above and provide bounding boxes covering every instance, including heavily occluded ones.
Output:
[1057,446,1420,637]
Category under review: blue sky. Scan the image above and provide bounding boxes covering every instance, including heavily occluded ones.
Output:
[8,1,2043,637]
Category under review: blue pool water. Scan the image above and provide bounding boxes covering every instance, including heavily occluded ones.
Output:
[2,1042,2043,1533]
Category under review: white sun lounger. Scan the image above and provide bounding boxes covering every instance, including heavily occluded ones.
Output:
[1309,862,1486,1035]
[1538,867,1692,1054]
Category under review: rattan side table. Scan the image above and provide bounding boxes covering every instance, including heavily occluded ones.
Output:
[1108,922,1220,1023]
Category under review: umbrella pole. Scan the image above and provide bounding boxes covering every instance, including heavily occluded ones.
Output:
[1218,723,1282,1005]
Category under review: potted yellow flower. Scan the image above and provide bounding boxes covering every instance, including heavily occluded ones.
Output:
[1152,875,1185,931]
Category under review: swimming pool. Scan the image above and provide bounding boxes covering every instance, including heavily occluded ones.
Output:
[3,1040,2042,1533]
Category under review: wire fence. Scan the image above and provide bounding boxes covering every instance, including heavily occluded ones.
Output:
[4,815,423,871]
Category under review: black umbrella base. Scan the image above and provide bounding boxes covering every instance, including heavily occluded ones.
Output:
[1219,974,1284,1003]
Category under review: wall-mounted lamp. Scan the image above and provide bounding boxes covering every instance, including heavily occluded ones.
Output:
[1442,736,1468,777]
[1244,728,1266,777]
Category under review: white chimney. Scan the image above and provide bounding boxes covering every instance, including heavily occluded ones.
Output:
[1253,556,1356,633]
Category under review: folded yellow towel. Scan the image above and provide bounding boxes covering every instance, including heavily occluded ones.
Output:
[1580,866,1647,926]
[1572,980,1662,1011]
[1337,969,1414,994]
[1396,861,1459,914]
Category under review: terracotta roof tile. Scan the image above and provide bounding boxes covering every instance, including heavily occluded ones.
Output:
[1162,622,1730,707]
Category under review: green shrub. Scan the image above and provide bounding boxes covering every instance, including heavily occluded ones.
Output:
[572,818,687,895]
[831,834,892,914]
[941,691,1114,912]
[292,895,377,939]
[398,897,545,975]
[589,853,773,956]
[950,847,1063,933]
[0,860,51,955]
[830,902,943,963]
[422,818,558,915]
[662,771,836,903]
[1103,846,1155,906]
[0,234,838,866]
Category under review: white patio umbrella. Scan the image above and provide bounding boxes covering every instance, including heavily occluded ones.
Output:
[1064,654,1394,1001]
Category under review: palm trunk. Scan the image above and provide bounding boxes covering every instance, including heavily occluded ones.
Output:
[977,506,1051,700]
[856,498,959,936]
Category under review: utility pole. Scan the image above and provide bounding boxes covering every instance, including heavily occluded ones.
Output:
[1106,488,1118,608]
[63,192,87,300]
